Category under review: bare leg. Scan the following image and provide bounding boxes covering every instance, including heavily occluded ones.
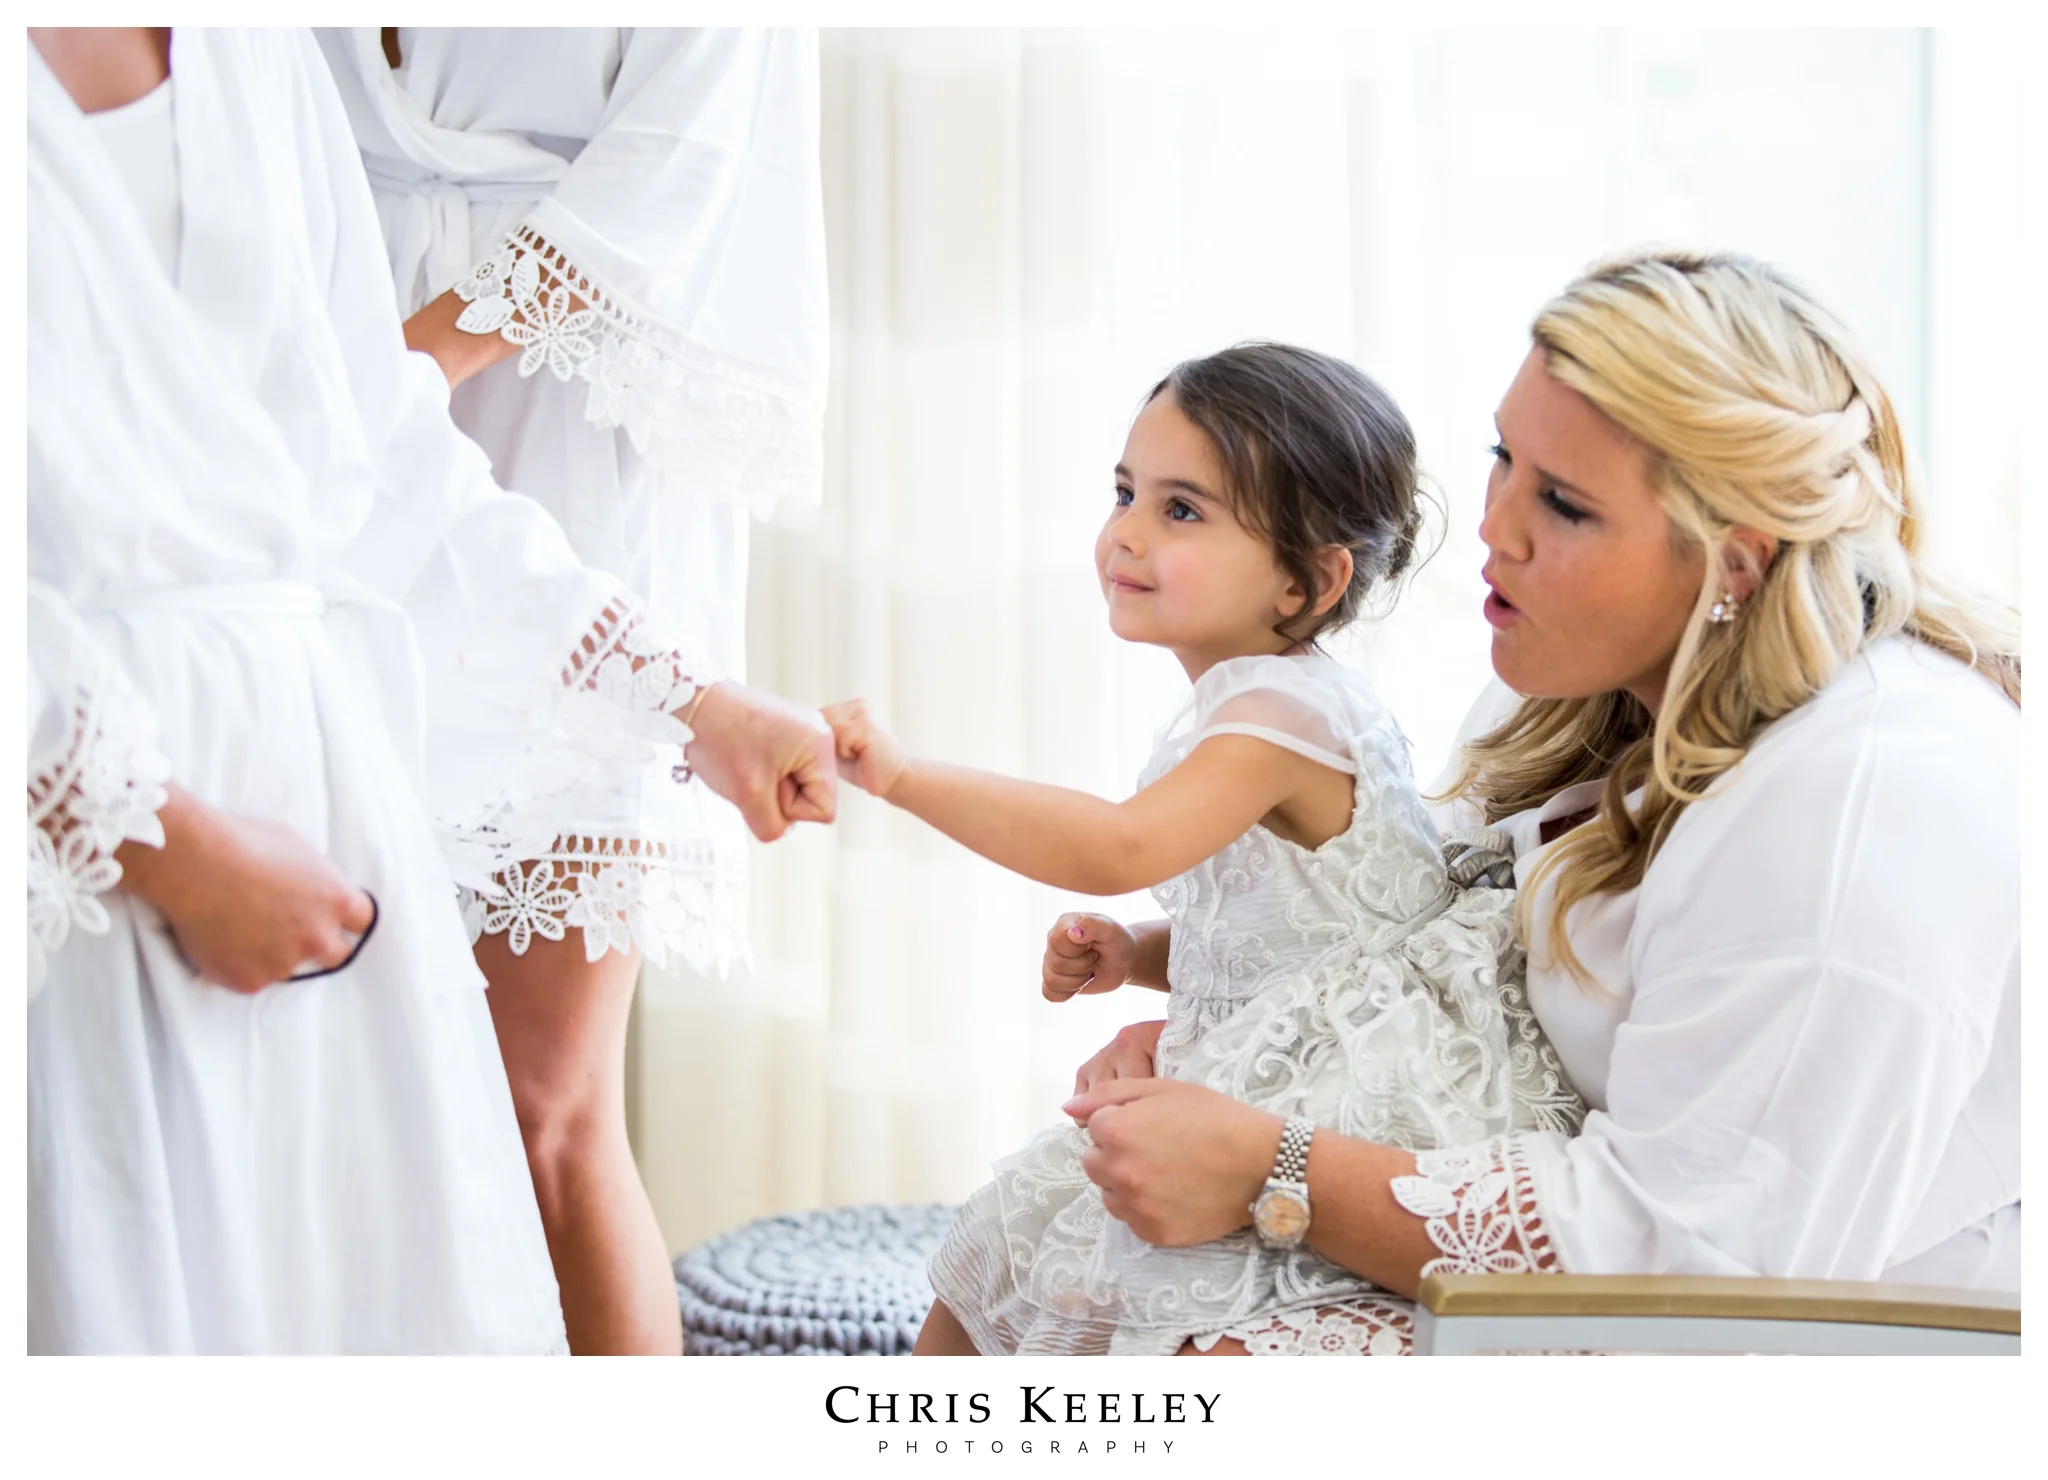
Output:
[475,930,681,1355]
[913,1300,982,1355]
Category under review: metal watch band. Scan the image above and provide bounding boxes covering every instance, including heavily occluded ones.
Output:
[1273,1115,1314,1185]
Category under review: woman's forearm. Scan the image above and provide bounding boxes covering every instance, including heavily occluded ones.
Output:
[1297,1133,1437,1300]
[113,781,209,914]
[1067,1080,1446,1298]
[403,288,520,389]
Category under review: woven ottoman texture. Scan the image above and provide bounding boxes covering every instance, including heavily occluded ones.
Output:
[675,1203,958,1355]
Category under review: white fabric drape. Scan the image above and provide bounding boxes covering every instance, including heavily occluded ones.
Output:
[627,27,2023,1255]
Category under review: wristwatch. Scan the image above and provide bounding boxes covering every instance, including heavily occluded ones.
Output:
[1250,1115,1316,1249]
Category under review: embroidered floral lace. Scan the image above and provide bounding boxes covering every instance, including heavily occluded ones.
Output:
[441,594,746,973]
[1201,1299,1418,1357]
[452,224,818,517]
[1393,1134,1561,1277]
[26,639,171,998]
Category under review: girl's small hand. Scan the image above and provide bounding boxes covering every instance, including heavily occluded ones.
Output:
[1062,1078,1282,1247]
[1070,1018,1166,1110]
[821,698,908,798]
[1043,912,1138,1002]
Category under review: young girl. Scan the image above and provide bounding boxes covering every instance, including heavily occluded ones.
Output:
[825,343,1585,1356]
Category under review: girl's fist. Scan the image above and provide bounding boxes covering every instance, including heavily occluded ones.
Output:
[821,698,908,798]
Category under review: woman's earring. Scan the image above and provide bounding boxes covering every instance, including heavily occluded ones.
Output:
[1708,591,1741,624]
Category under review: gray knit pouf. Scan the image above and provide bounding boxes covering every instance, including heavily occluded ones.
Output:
[675,1203,958,1355]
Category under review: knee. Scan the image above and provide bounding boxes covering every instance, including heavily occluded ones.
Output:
[505,1078,613,1201]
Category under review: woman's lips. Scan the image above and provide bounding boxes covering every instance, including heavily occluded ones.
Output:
[1483,586,1521,628]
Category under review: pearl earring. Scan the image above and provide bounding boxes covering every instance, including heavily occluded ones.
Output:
[1708,592,1741,624]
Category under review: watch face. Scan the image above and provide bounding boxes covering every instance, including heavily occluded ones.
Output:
[1254,1187,1311,1244]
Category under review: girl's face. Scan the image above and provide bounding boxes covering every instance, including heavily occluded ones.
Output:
[1480,348,1704,714]
[1097,391,1305,676]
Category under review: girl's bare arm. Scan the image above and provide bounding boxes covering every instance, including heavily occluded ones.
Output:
[827,698,1342,896]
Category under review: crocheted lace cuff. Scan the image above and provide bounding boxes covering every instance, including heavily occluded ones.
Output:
[441,594,746,973]
[27,647,171,1000]
[451,223,820,518]
[1389,1133,1565,1277]
[559,596,703,724]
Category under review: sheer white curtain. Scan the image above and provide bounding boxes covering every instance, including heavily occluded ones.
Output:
[629,26,2021,1254]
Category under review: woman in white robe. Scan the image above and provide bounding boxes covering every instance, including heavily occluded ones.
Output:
[25,27,834,1355]
[314,27,828,1353]
[1047,249,2019,1356]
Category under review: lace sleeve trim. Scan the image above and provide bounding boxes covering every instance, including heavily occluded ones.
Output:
[27,651,171,998]
[438,593,747,974]
[451,223,822,518]
[561,596,704,728]
[1388,1133,1564,1276]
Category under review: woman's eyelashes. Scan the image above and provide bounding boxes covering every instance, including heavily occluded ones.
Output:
[1540,488,1590,525]
[1114,484,1134,508]
[1491,441,1590,525]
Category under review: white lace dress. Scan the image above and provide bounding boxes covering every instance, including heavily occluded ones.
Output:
[316,28,828,972]
[927,653,1586,1356]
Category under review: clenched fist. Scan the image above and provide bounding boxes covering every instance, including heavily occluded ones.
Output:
[683,682,839,842]
[821,698,908,798]
[1042,912,1138,1003]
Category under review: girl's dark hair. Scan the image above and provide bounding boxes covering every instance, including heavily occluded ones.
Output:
[1150,342,1431,645]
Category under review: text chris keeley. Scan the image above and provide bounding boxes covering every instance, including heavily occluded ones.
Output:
[826,1387,1221,1427]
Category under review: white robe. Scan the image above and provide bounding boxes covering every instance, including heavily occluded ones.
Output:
[26,30,705,1353]
[316,27,830,972]
[1209,637,2019,1357]
[1415,638,2019,1286]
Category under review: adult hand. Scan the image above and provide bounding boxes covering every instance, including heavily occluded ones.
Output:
[684,681,839,841]
[819,698,907,799]
[115,785,376,993]
[1062,1078,1283,1247]
[1043,913,1138,1003]
[1070,1018,1165,1107]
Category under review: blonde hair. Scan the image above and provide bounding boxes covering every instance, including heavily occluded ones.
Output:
[1453,247,2020,988]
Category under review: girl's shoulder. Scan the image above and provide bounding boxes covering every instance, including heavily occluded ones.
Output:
[1150,653,1400,778]
[1192,650,1393,722]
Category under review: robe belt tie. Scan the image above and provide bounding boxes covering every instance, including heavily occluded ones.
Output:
[86,579,430,792]
[364,162,554,313]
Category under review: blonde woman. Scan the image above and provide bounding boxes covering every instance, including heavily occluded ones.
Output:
[1049,249,2019,1357]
